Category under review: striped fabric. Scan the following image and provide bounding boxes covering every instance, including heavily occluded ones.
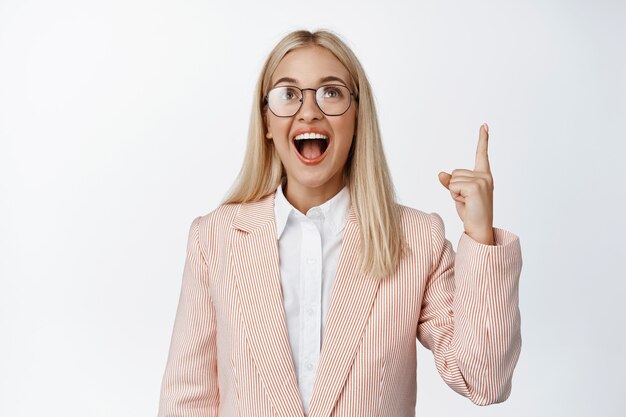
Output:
[157,193,522,417]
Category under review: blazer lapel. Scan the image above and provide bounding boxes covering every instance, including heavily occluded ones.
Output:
[231,195,305,417]
[308,207,382,417]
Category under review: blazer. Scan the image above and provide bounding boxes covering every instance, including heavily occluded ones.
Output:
[157,193,522,417]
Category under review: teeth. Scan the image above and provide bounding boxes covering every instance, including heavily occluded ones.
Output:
[294,132,329,141]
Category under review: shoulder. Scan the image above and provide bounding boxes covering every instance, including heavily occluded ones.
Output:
[192,193,275,239]
[196,202,241,229]
[395,203,444,234]
[395,204,449,258]
[183,203,242,262]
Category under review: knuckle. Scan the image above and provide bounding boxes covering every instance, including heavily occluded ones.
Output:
[485,175,494,189]
[451,169,464,177]
[480,173,493,187]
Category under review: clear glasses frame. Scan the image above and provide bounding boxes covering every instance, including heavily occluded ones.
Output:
[264,84,358,117]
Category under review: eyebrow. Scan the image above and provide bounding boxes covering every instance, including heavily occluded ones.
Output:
[272,75,349,88]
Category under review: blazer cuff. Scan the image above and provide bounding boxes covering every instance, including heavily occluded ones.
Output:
[459,227,520,250]
[456,227,522,289]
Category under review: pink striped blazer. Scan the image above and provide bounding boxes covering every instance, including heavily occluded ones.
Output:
[157,193,522,417]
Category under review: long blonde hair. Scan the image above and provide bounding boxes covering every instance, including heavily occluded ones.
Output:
[224,29,404,279]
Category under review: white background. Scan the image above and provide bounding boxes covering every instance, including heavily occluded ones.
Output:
[1,0,625,416]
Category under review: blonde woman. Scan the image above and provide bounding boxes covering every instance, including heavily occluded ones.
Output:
[157,29,522,417]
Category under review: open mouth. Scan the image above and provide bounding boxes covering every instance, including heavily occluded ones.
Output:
[293,132,329,162]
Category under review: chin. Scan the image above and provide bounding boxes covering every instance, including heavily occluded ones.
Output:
[289,170,343,190]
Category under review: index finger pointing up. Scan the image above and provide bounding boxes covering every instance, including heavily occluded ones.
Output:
[474,123,491,172]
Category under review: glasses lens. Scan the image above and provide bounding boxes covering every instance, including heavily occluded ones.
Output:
[316,85,351,116]
[267,86,302,117]
[266,85,352,117]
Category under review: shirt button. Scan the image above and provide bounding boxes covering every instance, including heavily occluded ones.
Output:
[306,362,314,370]
[306,258,316,265]
[306,307,314,315]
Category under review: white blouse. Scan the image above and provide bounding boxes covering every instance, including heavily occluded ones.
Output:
[273,184,350,414]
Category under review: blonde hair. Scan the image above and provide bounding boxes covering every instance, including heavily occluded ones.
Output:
[224,29,404,279]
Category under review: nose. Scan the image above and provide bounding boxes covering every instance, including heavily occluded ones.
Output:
[296,89,324,122]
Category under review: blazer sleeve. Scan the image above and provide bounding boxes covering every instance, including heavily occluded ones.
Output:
[416,213,522,405]
[157,216,220,417]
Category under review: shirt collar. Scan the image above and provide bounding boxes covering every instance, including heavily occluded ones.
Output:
[274,183,350,239]
[274,184,292,239]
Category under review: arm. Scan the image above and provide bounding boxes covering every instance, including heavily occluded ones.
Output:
[157,216,220,417]
[417,212,522,405]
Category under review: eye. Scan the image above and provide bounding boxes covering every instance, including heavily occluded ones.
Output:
[277,86,300,101]
[320,85,344,99]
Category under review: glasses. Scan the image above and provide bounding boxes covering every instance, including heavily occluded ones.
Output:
[264,84,357,117]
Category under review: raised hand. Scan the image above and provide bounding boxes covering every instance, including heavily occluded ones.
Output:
[438,123,495,245]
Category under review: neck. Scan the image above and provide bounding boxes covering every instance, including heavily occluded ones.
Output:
[284,179,345,214]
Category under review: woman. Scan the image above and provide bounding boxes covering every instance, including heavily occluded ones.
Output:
[157,29,522,417]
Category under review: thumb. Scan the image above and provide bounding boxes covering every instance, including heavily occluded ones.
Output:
[438,172,451,189]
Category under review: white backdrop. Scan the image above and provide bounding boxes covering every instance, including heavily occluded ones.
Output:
[1,0,625,416]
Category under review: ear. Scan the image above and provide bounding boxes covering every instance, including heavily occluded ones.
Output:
[263,109,273,139]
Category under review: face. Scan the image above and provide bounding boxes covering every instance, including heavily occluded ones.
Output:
[265,45,357,205]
